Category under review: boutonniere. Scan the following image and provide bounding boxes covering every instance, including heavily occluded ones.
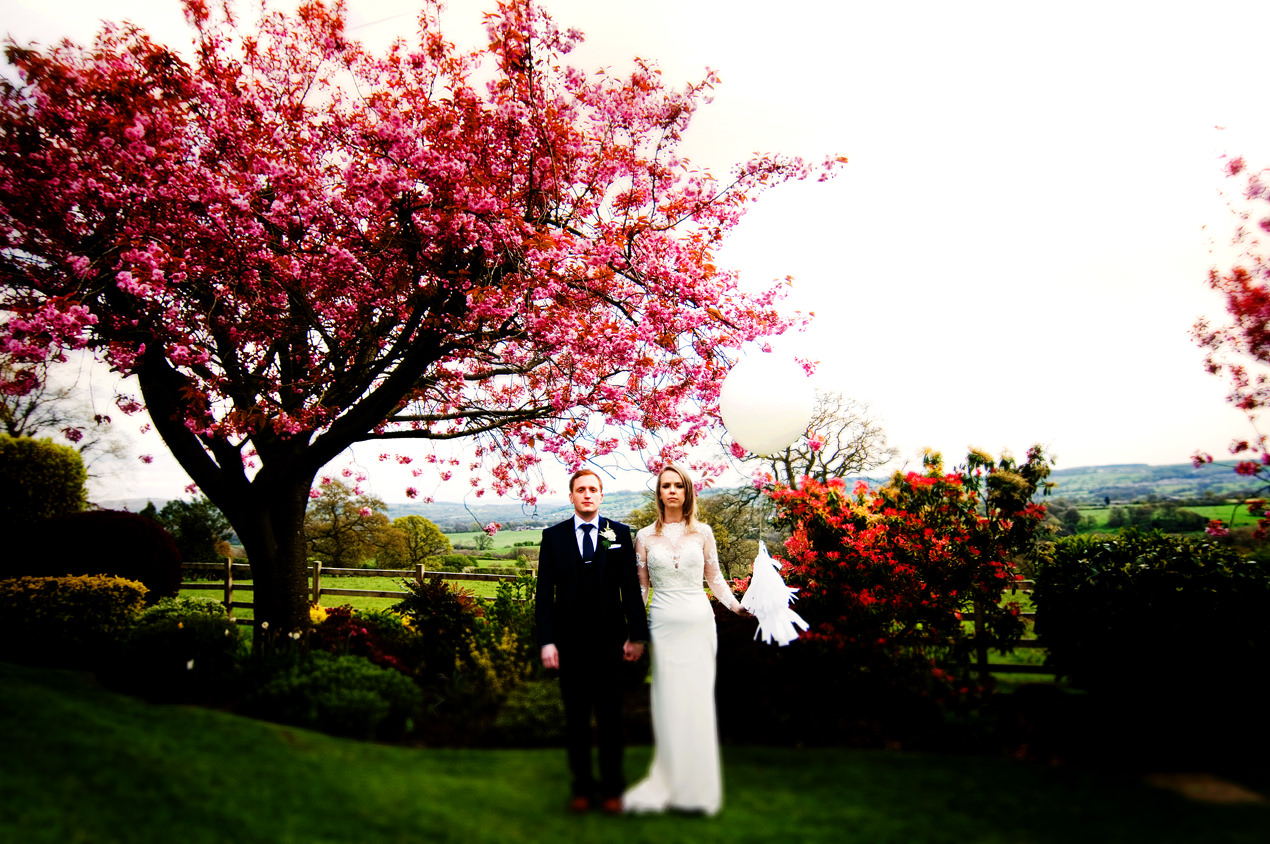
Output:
[599,526,617,549]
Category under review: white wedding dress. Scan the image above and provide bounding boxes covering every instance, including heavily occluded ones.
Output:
[623,520,742,816]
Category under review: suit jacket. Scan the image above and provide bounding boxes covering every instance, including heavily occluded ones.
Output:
[535,516,649,656]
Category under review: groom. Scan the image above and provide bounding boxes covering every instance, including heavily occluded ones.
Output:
[536,469,649,814]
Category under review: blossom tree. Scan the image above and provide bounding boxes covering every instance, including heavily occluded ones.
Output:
[0,0,841,630]
[1193,155,1270,536]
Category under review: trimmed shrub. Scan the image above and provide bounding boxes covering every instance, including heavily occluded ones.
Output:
[103,597,246,704]
[0,575,147,669]
[129,595,231,625]
[12,510,182,604]
[241,651,423,741]
[1035,530,1270,691]
[1034,527,1270,759]
[0,434,86,532]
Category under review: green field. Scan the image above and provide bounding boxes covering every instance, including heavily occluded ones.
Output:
[448,528,543,549]
[1074,502,1263,533]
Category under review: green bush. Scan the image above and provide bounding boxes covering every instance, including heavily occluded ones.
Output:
[0,434,86,533]
[492,679,565,745]
[12,510,182,604]
[132,595,231,624]
[434,554,470,572]
[391,574,482,680]
[103,597,246,704]
[1034,529,1270,704]
[0,575,147,669]
[241,651,422,741]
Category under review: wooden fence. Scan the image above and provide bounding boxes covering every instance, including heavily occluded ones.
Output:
[180,560,523,620]
[973,580,1047,677]
[182,562,1047,678]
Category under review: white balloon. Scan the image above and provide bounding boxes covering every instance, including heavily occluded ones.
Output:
[719,353,815,456]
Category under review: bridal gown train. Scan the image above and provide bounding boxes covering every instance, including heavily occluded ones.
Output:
[623,521,742,816]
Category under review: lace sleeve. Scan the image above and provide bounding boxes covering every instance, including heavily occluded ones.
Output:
[702,524,741,613]
[635,528,650,605]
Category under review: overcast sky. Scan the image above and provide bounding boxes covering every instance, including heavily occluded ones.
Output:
[6,0,1270,504]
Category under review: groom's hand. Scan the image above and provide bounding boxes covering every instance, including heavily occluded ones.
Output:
[623,640,644,662]
[541,644,559,670]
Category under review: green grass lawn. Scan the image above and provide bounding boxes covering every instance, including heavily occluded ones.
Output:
[3,661,1265,844]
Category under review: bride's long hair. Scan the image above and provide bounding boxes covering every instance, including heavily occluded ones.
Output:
[654,462,700,535]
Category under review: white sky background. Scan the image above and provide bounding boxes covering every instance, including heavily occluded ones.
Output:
[5,0,1270,504]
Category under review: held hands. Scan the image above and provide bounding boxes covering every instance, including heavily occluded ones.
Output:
[623,640,645,662]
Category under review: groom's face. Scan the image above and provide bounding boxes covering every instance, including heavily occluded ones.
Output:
[570,474,603,519]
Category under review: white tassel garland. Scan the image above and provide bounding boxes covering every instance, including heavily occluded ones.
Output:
[740,542,809,646]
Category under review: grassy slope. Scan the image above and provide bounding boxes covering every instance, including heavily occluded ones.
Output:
[3,662,1265,844]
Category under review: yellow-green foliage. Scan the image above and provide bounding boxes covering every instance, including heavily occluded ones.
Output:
[0,575,148,668]
[468,627,532,709]
[0,433,87,526]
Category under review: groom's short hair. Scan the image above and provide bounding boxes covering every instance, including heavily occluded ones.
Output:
[569,469,603,493]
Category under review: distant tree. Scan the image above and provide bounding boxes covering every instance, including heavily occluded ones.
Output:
[365,520,410,568]
[741,391,896,490]
[147,496,233,563]
[393,515,452,567]
[305,480,395,568]
[1059,504,1082,533]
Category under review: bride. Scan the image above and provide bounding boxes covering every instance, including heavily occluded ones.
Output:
[623,462,748,816]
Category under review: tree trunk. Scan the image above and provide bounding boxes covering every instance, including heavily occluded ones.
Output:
[215,473,315,637]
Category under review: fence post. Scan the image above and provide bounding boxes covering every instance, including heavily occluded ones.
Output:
[415,563,424,583]
[973,597,988,682]
[223,556,234,619]
[311,561,322,606]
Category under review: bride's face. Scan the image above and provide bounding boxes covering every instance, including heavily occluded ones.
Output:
[658,471,686,511]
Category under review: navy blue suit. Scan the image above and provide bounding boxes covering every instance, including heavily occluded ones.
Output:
[535,516,649,800]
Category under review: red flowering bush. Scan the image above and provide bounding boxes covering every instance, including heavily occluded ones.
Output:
[309,605,416,675]
[770,448,1050,706]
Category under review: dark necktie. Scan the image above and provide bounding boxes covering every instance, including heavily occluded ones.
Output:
[580,523,595,561]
